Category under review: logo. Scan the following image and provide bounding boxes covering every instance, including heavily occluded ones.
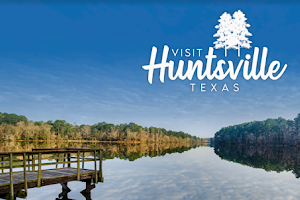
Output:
[142,10,288,92]
[213,10,252,57]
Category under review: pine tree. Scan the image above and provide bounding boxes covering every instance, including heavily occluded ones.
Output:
[213,10,252,57]
[232,10,252,57]
[213,12,236,57]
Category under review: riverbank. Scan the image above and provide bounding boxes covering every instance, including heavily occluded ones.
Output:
[1,139,210,145]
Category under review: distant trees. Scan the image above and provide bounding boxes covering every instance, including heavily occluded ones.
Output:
[0,112,28,125]
[0,112,205,144]
[80,125,91,140]
[214,113,300,145]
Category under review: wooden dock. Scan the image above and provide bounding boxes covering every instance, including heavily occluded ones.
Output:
[0,148,104,200]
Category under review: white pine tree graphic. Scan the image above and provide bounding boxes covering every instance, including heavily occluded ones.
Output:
[213,12,233,57]
[213,10,252,57]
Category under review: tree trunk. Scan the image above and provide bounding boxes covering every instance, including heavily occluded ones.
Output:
[238,44,240,57]
[225,47,227,57]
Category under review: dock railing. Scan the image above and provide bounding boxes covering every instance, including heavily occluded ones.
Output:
[0,148,103,199]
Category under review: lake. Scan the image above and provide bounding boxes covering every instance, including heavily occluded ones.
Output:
[1,142,300,200]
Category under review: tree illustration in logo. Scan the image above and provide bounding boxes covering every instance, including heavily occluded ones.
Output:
[213,10,252,57]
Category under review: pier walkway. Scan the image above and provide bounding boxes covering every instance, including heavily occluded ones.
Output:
[0,148,103,199]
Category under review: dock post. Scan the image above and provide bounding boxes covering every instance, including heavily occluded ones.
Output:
[77,151,80,181]
[68,153,71,168]
[23,153,28,194]
[82,152,85,169]
[32,155,35,172]
[56,158,58,168]
[99,150,103,182]
[63,153,66,168]
[27,155,30,172]
[9,153,14,200]
[94,150,98,183]
[1,156,3,173]
[56,154,59,169]
[37,153,42,187]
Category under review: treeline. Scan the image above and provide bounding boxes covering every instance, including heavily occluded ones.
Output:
[0,112,205,143]
[214,113,300,145]
[214,144,300,178]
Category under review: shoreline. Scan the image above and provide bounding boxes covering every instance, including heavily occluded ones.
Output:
[1,139,210,144]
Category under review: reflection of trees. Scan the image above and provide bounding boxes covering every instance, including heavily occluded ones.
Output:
[214,144,300,178]
[0,141,203,161]
[101,143,201,161]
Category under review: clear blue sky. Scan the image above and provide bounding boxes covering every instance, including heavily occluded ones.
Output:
[0,1,299,137]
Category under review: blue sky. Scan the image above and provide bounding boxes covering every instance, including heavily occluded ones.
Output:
[0,2,299,137]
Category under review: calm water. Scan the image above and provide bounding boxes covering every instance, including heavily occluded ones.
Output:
[2,142,300,200]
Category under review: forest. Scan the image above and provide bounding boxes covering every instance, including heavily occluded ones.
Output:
[214,113,300,145]
[0,112,205,143]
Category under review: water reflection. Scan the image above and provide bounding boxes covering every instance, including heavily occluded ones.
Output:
[214,143,300,178]
[56,180,95,200]
[0,141,203,161]
[1,145,299,200]
[0,142,203,199]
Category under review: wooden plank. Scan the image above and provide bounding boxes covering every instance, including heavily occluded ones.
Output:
[0,171,95,194]
[70,157,94,160]
[0,149,97,156]
[0,159,93,170]
[0,168,95,186]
